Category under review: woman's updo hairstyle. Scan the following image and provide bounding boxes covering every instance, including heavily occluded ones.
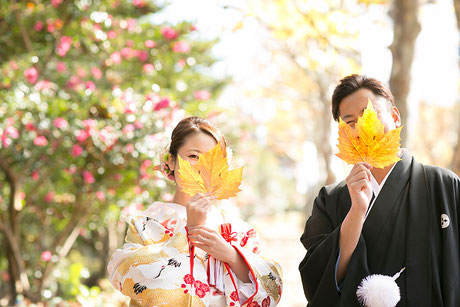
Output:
[169,117,227,158]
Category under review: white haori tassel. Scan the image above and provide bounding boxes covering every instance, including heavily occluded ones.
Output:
[356,267,405,307]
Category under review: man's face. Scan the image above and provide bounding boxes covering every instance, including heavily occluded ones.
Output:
[338,88,401,133]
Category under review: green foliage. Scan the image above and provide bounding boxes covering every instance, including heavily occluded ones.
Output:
[0,0,226,302]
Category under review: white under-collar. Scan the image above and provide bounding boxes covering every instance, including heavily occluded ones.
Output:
[365,149,405,219]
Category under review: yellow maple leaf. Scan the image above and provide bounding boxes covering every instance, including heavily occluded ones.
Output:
[336,100,402,168]
[176,141,243,200]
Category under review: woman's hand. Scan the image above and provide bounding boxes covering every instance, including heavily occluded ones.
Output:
[187,225,236,263]
[186,193,216,228]
[188,225,251,283]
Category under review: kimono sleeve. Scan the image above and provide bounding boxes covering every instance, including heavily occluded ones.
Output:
[107,211,188,301]
[298,186,343,306]
[224,219,283,307]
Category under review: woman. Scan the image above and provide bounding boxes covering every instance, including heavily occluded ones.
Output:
[107,117,282,307]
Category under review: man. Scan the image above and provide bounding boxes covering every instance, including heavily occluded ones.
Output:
[299,74,460,306]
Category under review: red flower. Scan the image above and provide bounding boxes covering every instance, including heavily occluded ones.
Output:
[230,291,238,301]
[173,41,190,53]
[262,297,271,307]
[24,67,38,84]
[145,40,156,48]
[154,98,170,111]
[194,280,210,298]
[161,26,178,40]
[194,90,210,101]
[33,136,48,146]
[183,274,194,285]
[56,36,73,57]
[241,236,249,247]
[91,66,102,80]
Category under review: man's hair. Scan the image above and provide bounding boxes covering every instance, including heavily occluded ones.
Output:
[331,74,395,122]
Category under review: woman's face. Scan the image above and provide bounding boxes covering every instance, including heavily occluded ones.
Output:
[170,132,217,181]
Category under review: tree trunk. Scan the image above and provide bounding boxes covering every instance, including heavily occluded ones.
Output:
[318,77,336,186]
[389,0,421,147]
[0,158,30,302]
[450,0,460,176]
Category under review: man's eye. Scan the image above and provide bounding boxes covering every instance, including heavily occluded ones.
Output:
[346,121,356,128]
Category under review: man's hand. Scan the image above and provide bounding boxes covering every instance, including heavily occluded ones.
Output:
[346,162,373,215]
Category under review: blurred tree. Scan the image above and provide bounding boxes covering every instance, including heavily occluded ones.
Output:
[450,0,460,175]
[245,0,360,194]
[0,0,225,303]
[389,0,421,146]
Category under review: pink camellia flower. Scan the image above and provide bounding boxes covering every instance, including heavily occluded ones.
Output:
[25,123,36,131]
[56,62,66,72]
[35,80,54,91]
[47,20,55,33]
[125,143,134,153]
[9,61,19,70]
[95,191,105,201]
[31,170,39,181]
[82,119,97,128]
[113,173,122,181]
[85,81,96,91]
[5,118,14,126]
[126,19,136,32]
[72,144,83,157]
[66,75,81,90]
[41,251,52,262]
[77,67,86,78]
[134,121,143,129]
[194,90,211,101]
[143,64,154,73]
[24,67,38,84]
[45,192,54,202]
[91,66,102,80]
[66,165,77,174]
[133,186,142,194]
[142,159,152,169]
[33,136,48,146]
[122,124,135,134]
[177,59,186,68]
[34,21,44,31]
[5,126,19,139]
[126,40,134,47]
[53,117,68,129]
[190,25,197,31]
[107,30,117,39]
[144,40,156,48]
[121,47,135,60]
[52,0,63,8]
[154,98,170,111]
[1,134,12,148]
[56,36,73,57]
[83,170,95,184]
[132,0,145,7]
[111,51,122,64]
[75,129,89,142]
[173,41,190,53]
[137,50,148,62]
[161,26,178,40]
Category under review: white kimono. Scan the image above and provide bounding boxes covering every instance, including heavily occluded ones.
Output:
[107,202,283,307]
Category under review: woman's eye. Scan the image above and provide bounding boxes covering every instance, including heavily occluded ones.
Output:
[189,155,199,159]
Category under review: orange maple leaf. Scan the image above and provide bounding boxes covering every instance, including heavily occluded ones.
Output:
[176,141,243,200]
[336,100,402,168]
